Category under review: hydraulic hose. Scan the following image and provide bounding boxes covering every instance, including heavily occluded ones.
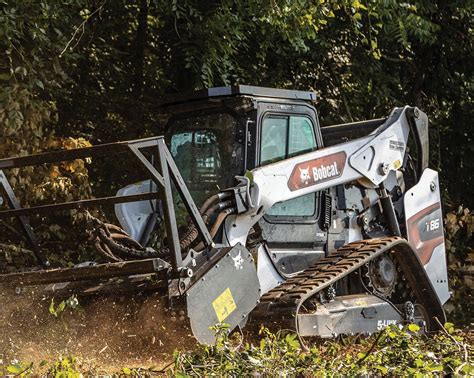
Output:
[176,192,233,249]
[193,207,236,252]
[181,199,234,250]
[199,191,232,216]
[207,200,233,217]
[96,226,160,259]
[88,192,235,261]
[210,208,236,238]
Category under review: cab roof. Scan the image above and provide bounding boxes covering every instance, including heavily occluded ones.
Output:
[159,85,317,107]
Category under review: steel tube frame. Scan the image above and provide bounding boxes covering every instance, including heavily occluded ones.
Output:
[0,136,213,274]
[0,258,169,287]
[0,170,48,266]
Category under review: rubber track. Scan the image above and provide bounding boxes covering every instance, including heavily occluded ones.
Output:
[253,237,446,331]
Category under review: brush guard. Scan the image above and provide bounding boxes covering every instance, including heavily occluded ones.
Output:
[0,136,212,272]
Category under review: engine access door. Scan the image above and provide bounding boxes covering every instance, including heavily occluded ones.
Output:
[404,168,450,304]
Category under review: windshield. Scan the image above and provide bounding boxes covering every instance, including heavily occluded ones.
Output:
[167,112,244,206]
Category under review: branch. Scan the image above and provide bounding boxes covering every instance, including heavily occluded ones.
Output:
[356,328,385,365]
[59,1,107,57]
[0,243,35,255]
[433,317,470,374]
[0,220,24,239]
[434,317,461,349]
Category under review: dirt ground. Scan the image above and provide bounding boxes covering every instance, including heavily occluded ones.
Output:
[0,284,196,374]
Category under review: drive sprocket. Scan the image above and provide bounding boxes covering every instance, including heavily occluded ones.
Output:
[364,254,398,298]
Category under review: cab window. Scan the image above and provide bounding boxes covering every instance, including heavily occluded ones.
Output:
[260,115,318,218]
[168,112,243,206]
[261,115,316,165]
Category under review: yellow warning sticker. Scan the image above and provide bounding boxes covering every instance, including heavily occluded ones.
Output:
[212,288,237,322]
[354,299,368,307]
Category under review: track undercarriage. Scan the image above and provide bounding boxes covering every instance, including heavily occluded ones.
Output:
[251,237,445,338]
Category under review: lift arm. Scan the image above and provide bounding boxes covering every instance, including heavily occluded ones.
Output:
[226,106,428,245]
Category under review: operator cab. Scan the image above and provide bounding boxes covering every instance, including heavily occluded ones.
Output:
[160,86,328,276]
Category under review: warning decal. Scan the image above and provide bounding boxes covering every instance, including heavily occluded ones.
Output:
[212,288,237,322]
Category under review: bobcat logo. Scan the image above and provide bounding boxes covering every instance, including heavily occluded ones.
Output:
[232,251,244,270]
[288,151,347,191]
[299,166,311,185]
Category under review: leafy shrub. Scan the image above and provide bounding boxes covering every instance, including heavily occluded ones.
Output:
[173,324,473,376]
[1,325,471,376]
[444,207,474,324]
[48,357,81,378]
[0,86,94,270]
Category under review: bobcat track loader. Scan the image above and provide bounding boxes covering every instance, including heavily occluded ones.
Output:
[0,86,449,344]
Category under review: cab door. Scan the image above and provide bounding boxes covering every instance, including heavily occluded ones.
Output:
[256,101,328,276]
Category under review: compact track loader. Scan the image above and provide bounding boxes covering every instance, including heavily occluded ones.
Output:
[0,86,449,344]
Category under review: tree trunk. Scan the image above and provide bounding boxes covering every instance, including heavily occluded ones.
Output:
[133,0,148,97]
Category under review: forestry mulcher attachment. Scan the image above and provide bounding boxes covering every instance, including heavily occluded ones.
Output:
[0,86,449,344]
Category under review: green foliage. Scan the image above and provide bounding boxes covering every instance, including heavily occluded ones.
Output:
[444,207,474,324]
[48,357,81,378]
[49,294,80,318]
[49,297,66,318]
[173,325,473,376]
[0,1,95,269]
[3,361,33,377]
[1,326,471,376]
